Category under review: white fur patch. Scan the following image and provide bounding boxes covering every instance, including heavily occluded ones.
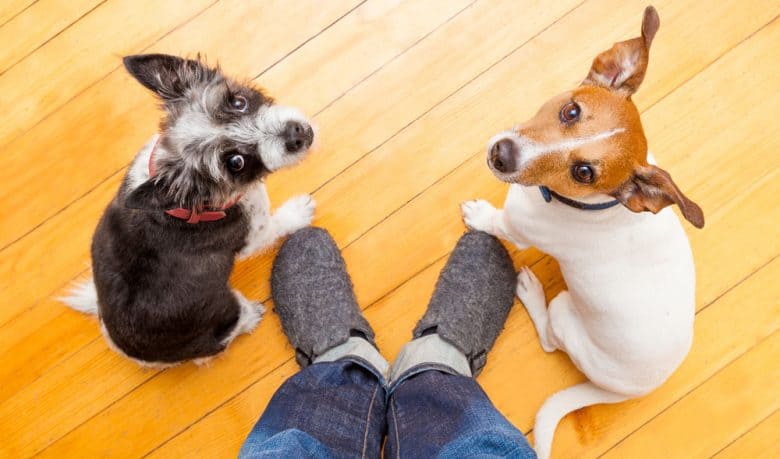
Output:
[60,278,99,315]
[229,104,312,172]
[221,289,265,346]
[126,134,159,191]
[489,127,626,169]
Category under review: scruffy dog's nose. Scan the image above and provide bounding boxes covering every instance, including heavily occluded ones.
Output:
[490,138,517,173]
[283,121,314,153]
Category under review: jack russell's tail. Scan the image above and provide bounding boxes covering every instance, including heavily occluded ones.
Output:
[60,278,99,315]
[534,381,629,459]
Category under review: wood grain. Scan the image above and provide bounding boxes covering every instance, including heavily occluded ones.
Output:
[0,0,777,457]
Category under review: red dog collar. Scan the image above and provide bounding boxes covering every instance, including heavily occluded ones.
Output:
[147,138,241,224]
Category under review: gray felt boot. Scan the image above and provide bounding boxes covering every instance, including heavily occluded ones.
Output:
[413,231,516,375]
[271,227,375,368]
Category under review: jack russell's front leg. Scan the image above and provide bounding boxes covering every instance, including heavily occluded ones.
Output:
[238,184,315,260]
[461,199,528,249]
[516,267,560,353]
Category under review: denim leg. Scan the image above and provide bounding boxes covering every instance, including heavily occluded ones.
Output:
[385,367,535,459]
[239,353,387,459]
[384,334,535,459]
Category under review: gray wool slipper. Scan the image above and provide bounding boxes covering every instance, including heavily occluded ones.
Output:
[413,231,516,376]
[271,227,375,368]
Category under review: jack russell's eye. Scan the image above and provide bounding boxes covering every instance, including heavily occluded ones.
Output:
[230,95,248,112]
[572,164,595,183]
[560,101,581,123]
[226,154,245,172]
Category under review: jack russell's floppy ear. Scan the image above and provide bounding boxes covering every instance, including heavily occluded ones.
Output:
[125,179,178,211]
[611,164,705,228]
[123,54,215,100]
[582,6,660,96]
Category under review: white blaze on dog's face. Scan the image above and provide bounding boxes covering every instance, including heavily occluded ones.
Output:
[486,7,703,228]
[123,54,315,209]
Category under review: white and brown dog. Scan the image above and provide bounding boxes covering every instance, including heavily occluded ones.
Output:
[63,54,316,367]
[462,7,704,458]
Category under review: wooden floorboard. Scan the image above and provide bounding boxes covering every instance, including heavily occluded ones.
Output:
[0,0,104,74]
[713,410,780,459]
[0,0,777,457]
[0,0,37,28]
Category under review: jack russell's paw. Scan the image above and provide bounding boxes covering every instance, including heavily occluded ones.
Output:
[274,194,316,236]
[516,266,545,310]
[461,199,496,234]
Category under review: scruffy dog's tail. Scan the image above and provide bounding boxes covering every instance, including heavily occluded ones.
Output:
[60,278,99,315]
[534,381,629,459]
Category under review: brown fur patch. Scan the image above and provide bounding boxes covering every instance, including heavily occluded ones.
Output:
[512,86,647,197]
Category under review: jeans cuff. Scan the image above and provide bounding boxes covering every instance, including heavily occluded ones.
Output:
[313,336,389,378]
[388,334,472,385]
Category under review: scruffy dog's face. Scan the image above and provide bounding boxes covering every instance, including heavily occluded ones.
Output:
[124,54,314,209]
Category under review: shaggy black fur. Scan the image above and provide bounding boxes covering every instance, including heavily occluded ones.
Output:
[92,177,250,362]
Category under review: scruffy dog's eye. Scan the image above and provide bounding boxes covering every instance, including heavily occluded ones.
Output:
[230,95,248,112]
[560,101,581,123]
[572,164,595,183]
[226,154,245,172]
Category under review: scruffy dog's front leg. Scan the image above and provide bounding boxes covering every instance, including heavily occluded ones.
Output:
[238,185,315,260]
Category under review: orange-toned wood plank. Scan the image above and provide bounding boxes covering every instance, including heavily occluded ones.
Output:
[0,0,218,147]
[258,0,477,113]
[0,0,103,74]
[713,410,780,459]
[603,332,779,459]
[0,0,35,26]
[147,360,300,459]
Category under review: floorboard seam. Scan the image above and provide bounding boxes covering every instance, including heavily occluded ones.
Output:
[597,330,779,457]
[0,0,109,77]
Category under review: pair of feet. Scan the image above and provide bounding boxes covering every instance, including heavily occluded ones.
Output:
[271,227,516,377]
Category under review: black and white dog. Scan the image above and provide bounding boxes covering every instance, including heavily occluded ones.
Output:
[63,54,316,367]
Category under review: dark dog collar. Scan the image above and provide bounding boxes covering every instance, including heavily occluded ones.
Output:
[539,186,621,211]
[148,138,242,224]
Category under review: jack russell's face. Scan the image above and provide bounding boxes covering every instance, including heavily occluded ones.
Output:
[487,85,647,198]
[484,6,704,228]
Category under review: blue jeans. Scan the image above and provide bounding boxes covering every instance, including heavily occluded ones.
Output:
[238,355,535,458]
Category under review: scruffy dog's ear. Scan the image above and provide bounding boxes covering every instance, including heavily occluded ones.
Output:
[125,179,177,211]
[123,54,214,100]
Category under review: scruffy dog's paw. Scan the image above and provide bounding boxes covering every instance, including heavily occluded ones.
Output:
[241,302,264,334]
[461,199,496,233]
[274,194,316,236]
[516,266,545,310]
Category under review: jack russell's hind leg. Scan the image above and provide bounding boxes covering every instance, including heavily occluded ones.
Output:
[516,267,558,352]
[461,200,528,249]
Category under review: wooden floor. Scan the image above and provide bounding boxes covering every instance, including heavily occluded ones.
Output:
[1,0,778,457]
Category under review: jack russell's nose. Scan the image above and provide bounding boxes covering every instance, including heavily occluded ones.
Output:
[283,121,314,153]
[489,138,517,173]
